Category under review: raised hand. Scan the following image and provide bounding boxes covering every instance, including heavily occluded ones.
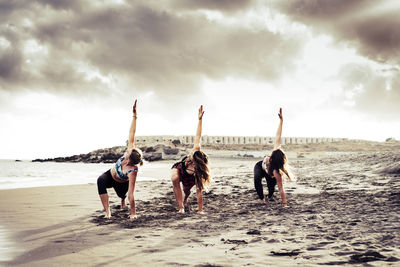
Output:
[278,108,283,121]
[133,99,137,117]
[198,105,204,120]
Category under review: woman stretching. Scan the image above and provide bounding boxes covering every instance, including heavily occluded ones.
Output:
[97,99,143,219]
[254,108,294,207]
[171,105,210,214]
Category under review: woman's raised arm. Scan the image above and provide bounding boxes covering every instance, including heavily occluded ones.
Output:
[127,100,137,150]
[274,108,283,150]
[193,105,204,151]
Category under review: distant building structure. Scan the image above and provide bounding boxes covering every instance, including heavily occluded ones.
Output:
[134,135,346,146]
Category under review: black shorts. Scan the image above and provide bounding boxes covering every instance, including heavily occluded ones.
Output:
[97,170,129,199]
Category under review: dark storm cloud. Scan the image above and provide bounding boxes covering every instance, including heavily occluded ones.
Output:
[274,0,366,20]
[74,5,298,94]
[34,0,83,11]
[0,49,23,81]
[273,0,400,65]
[0,0,301,102]
[170,0,254,13]
[0,22,25,85]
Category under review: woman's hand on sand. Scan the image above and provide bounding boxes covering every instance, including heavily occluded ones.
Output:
[198,105,204,120]
[132,99,137,116]
[278,108,283,121]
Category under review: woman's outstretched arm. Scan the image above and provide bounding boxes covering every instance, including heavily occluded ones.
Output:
[127,100,137,150]
[274,108,283,150]
[193,105,204,152]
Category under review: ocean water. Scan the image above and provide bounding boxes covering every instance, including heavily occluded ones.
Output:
[0,159,173,190]
[0,159,174,262]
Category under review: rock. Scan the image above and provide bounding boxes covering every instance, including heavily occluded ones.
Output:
[378,163,400,175]
[32,144,187,163]
[143,146,156,153]
[164,147,179,155]
[143,152,163,162]
[141,144,187,161]
[32,146,125,163]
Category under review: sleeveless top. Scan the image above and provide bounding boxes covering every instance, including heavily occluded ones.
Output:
[115,156,138,180]
[172,156,196,190]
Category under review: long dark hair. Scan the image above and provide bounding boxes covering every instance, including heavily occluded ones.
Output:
[268,149,292,180]
[192,150,210,190]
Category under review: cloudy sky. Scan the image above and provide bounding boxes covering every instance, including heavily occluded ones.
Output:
[1,0,399,159]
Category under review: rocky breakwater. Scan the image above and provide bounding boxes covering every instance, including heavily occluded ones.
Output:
[140,144,187,161]
[32,144,187,163]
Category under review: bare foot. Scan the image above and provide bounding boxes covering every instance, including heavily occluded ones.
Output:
[197,210,205,215]
[105,208,111,219]
[129,214,138,220]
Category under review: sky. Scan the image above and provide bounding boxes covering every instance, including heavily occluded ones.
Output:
[1,0,399,159]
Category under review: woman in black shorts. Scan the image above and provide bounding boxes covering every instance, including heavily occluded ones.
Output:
[254,108,295,207]
[171,105,210,214]
[97,100,143,219]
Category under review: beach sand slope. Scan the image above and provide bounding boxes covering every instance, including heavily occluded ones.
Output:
[1,153,400,266]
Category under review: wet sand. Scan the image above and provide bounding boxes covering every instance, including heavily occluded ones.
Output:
[1,152,400,266]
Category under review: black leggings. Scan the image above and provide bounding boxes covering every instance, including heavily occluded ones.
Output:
[97,170,129,199]
[254,161,276,200]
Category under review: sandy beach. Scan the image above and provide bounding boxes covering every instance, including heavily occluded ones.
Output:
[1,152,400,266]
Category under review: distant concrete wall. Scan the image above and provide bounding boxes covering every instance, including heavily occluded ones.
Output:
[134,135,346,146]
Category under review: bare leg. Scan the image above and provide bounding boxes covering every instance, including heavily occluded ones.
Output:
[99,193,111,218]
[183,190,191,206]
[121,198,127,209]
[183,190,191,212]
[171,169,184,213]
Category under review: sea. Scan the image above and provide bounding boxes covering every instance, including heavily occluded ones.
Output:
[0,159,172,190]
